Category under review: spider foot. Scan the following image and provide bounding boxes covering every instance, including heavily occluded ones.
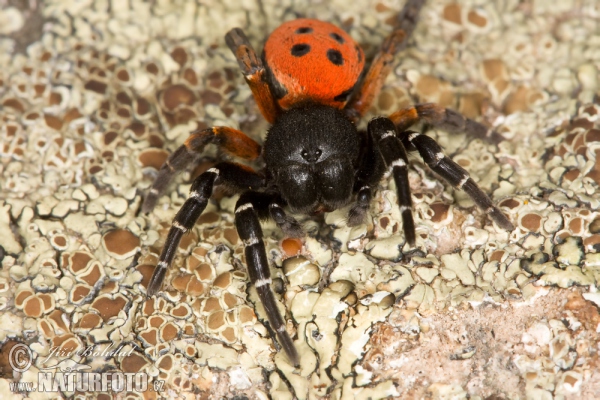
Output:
[347,203,367,226]
[269,203,304,238]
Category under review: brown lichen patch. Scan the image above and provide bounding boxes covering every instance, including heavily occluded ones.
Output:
[221,327,237,343]
[148,315,166,328]
[90,294,128,322]
[15,289,34,308]
[183,323,196,336]
[563,169,580,182]
[170,47,188,67]
[44,114,63,130]
[489,250,506,263]
[520,213,542,232]
[458,92,485,119]
[568,218,583,235]
[23,296,43,317]
[50,234,68,250]
[170,272,205,295]
[196,212,220,226]
[70,284,92,303]
[157,354,174,372]
[207,310,226,331]
[193,262,215,282]
[185,254,202,271]
[379,216,390,230]
[499,198,521,211]
[201,297,222,314]
[3,98,25,113]
[64,108,83,123]
[121,353,148,373]
[38,294,55,313]
[222,292,238,309]
[442,3,462,24]
[413,75,454,107]
[160,84,196,111]
[39,320,54,337]
[136,264,155,290]
[178,230,198,252]
[583,235,600,250]
[138,148,169,170]
[63,251,94,274]
[213,272,232,289]
[116,67,130,83]
[430,202,451,224]
[139,328,159,347]
[79,262,104,286]
[102,229,140,259]
[185,276,206,296]
[503,85,541,114]
[85,80,107,94]
[142,298,156,316]
[100,280,118,295]
[160,322,178,342]
[184,344,196,357]
[481,59,507,83]
[585,128,600,143]
[51,334,79,353]
[45,310,69,335]
[170,303,192,319]
[466,9,487,28]
[78,313,102,330]
[223,228,239,246]
[171,274,193,292]
[239,305,256,325]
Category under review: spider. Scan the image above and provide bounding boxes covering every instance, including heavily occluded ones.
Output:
[142,0,515,367]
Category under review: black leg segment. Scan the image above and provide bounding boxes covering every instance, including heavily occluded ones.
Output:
[405,132,515,231]
[234,192,300,367]
[368,117,416,246]
[146,163,264,296]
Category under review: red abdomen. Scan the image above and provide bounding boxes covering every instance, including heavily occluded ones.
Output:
[263,19,365,110]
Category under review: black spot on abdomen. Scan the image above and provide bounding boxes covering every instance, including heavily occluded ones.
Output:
[291,43,311,57]
[295,27,313,34]
[329,32,345,44]
[326,49,344,66]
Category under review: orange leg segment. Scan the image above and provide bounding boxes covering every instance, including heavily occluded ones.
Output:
[185,126,261,160]
[225,28,280,124]
[345,0,425,120]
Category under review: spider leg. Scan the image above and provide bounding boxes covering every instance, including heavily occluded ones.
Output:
[402,130,515,231]
[367,117,417,246]
[225,28,280,124]
[347,130,382,227]
[345,0,425,120]
[142,126,261,213]
[269,202,304,238]
[234,192,300,367]
[390,103,505,144]
[146,162,264,296]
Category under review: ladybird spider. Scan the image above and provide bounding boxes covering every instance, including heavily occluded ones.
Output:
[143,0,515,367]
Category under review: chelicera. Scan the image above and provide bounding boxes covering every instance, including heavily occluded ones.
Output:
[143,0,515,367]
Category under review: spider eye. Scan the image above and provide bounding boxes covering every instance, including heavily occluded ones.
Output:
[300,148,323,163]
